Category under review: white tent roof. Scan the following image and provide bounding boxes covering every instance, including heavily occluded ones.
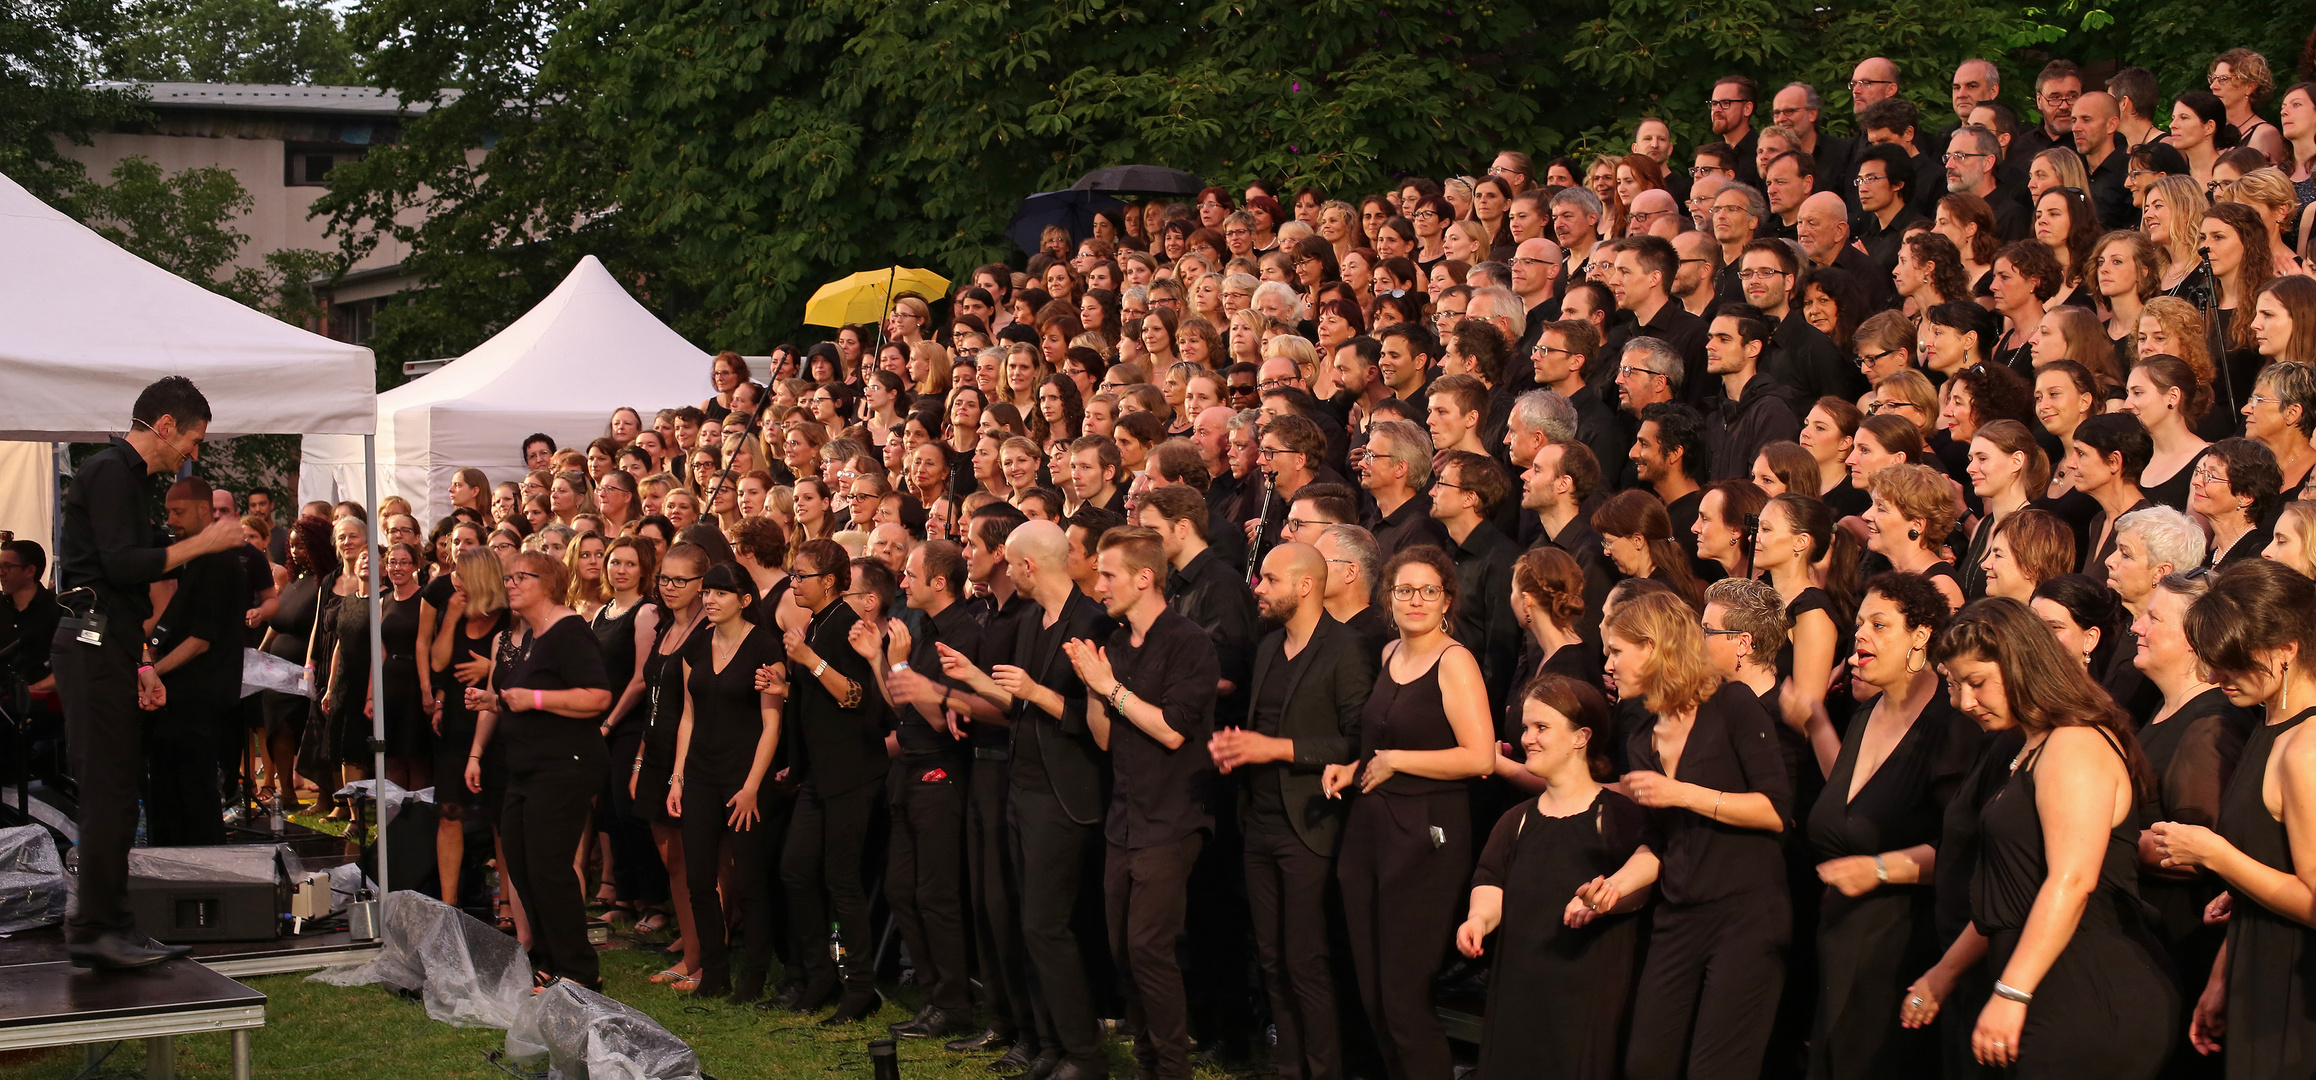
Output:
[301,255,710,524]
[0,170,376,441]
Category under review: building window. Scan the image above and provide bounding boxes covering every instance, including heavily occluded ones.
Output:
[284,144,366,187]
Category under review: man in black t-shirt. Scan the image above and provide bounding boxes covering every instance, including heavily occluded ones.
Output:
[145,478,250,846]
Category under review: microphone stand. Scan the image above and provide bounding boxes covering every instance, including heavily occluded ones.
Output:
[1245,470,1276,586]
[2189,246,2238,425]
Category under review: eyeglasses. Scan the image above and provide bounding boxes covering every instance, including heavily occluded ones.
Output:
[1701,623,1748,637]
[1257,377,1297,393]
[504,571,541,584]
[1412,210,1442,221]
[1617,364,1670,380]
[792,569,840,580]
[1284,517,1326,533]
[1532,344,1579,359]
[1855,347,1899,369]
[1257,447,1305,459]
[2039,91,2082,106]
[2192,466,2233,488]
[1853,173,1889,187]
[2208,73,2250,87]
[1941,152,1992,163]
[1735,268,1787,281]
[1511,256,1560,269]
[1390,584,1446,602]
[1847,78,1895,92]
[655,573,702,587]
[1866,399,1921,414]
[1689,165,1733,179]
[1708,98,1752,109]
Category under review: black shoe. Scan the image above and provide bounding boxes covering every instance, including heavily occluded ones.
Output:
[760,982,807,1011]
[787,978,839,1014]
[892,1006,974,1039]
[1044,1058,1106,1080]
[951,1028,1018,1053]
[66,930,191,970]
[818,988,883,1025]
[1002,1048,1066,1079]
[983,1043,1035,1072]
[890,1004,936,1033]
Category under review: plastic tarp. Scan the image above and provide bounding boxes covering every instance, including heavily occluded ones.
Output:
[126,843,278,885]
[0,169,376,442]
[299,255,709,527]
[314,891,702,1079]
[0,825,66,933]
[332,777,427,827]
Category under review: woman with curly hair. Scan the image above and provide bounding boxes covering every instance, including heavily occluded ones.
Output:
[1865,463,1966,610]
[2137,297,2234,443]
[1896,232,1971,318]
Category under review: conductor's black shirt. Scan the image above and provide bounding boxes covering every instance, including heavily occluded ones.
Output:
[60,436,169,627]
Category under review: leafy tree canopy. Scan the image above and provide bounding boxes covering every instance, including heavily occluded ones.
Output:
[102,0,360,85]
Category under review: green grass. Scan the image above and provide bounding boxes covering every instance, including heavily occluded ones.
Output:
[0,928,1270,1079]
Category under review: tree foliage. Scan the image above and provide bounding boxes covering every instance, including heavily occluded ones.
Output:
[312,0,2316,377]
[1,0,143,205]
[101,0,359,85]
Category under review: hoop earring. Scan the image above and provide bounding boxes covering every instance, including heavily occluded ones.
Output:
[1906,646,1925,674]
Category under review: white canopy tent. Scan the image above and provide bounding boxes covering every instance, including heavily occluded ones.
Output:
[300,255,710,526]
[0,167,403,881]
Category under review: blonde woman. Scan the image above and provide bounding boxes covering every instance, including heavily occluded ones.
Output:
[565,529,609,617]
[2214,167,2306,275]
[2090,230,2160,360]
[2027,148,2090,200]
[2263,501,2316,575]
[2141,175,2210,293]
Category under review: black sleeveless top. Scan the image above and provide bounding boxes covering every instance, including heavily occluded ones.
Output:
[640,609,707,767]
[1972,728,2148,935]
[682,623,785,788]
[265,573,324,663]
[1360,641,1466,798]
[591,599,652,736]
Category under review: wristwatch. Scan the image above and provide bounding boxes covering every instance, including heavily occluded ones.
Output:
[812,659,829,679]
[1873,855,1889,883]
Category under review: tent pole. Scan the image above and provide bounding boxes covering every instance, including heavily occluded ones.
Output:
[363,434,389,893]
[876,264,897,351]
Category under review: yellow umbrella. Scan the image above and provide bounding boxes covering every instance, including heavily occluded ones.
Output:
[802,266,951,328]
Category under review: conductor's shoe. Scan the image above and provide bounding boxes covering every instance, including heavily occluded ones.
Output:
[67,931,191,970]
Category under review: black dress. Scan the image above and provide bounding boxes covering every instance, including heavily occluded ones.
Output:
[2140,447,2211,514]
[2217,706,2316,1079]
[326,588,374,765]
[260,572,324,738]
[378,589,430,759]
[1972,731,2177,1078]
[632,610,705,827]
[1338,642,1474,1080]
[678,622,785,994]
[1804,688,1979,1080]
[2138,686,2253,1080]
[432,610,509,819]
[1472,790,1649,1080]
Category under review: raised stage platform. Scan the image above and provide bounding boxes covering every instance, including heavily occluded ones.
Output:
[0,957,264,1080]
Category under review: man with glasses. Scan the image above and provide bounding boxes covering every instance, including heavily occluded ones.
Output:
[1735,239,1861,403]
[1852,144,1925,272]
[1427,451,1520,702]
[1671,230,1724,319]
[1848,57,1901,112]
[1508,236,1564,329]
[1686,172,1728,234]
[1708,184,1766,307]
[1860,98,1947,220]
[1613,336,1684,427]
[1707,74,1763,186]
[1603,236,1710,408]
[1280,483,1356,548]
[2070,90,2136,229]
[1945,124,2032,241]
[2014,59,2084,160]
[1355,419,1449,562]
[1772,83,1855,207]
[1628,188,1683,240]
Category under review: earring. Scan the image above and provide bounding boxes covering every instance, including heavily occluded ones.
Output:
[1906,645,1925,674]
[1908,528,1920,541]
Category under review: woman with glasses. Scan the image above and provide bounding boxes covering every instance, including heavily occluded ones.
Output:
[1410,196,1450,273]
[1612,587,1794,1080]
[467,550,616,992]
[1325,545,1496,1080]
[625,541,708,988]
[886,296,933,349]
[2211,50,2286,162]
[2192,439,2283,569]
[2244,359,2316,495]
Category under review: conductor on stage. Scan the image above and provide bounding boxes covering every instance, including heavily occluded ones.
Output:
[53,376,245,969]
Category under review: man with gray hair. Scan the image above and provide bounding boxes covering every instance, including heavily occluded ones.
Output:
[1944,123,2030,240]
[1313,524,1391,656]
[1527,318,1627,502]
[1466,261,1513,291]
[1614,336,1685,419]
[1466,285,1528,357]
[1773,81,1855,205]
[1355,419,1449,562]
[1708,182,1767,308]
[1601,235,1709,408]
[2104,504,2204,713]
[1549,185,1606,280]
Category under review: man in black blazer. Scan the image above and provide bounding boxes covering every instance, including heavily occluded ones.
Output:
[937,519,1117,1080]
[1209,543,1374,1080]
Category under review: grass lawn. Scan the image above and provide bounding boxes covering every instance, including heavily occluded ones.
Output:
[0,923,1270,1079]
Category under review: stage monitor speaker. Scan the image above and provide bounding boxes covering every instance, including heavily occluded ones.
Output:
[123,845,287,943]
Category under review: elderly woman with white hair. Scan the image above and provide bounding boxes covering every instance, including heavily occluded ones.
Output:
[1251,279,1309,336]
[2103,505,2208,709]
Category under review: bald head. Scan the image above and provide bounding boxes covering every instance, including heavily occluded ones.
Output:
[1795,192,1850,265]
[1267,542,1323,583]
[1851,57,1899,111]
[1630,189,1681,238]
[1006,519,1069,581]
[1953,59,1999,120]
[2072,91,2119,152]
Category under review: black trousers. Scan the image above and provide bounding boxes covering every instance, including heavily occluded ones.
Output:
[1625,892,1792,1080]
[1245,826,1342,1080]
[1337,790,1469,1080]
[54,630,141,938]
[967,755,1034,1039]
[681,774,778,995]
[601,730,666,904]
[1186,800,1257,1056]
[1107,833,1205,1080]
[143,691,226,847]
[782,779,880,993]
[502,758,607,984]
[1010,785,1104,1064]
[887,762,971,1012]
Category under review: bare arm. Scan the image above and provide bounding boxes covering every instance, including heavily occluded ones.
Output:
[603,605,657,732]
[2001,730,2131,993]
[1382,646,1496,780]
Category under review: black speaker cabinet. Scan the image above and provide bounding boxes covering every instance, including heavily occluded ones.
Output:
[123,845,286,942]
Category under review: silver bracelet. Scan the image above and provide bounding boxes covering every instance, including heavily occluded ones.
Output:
[812,659,829,679]
[1992,980,2033,1004]
[1873,855,1889,883]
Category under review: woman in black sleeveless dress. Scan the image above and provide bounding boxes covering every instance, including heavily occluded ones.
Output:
[2153,559,2316,1078]
[430,550,508,912]
[1611,591,1794,1080]
[259,515,332,811]
[1931,597,2174,1078]
[1329,548,1497,1080]
[590,537,662,918]
[378,542,431,786]
[1805,573,1979,1080]
[1459,674,1656,1080]
[631,542,709,985]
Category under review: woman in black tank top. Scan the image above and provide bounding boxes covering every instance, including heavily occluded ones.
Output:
[629,543,710,987]
[1330,547,1496,1080]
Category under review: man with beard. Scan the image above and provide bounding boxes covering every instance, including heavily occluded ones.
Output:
[1207,542,1373,1080]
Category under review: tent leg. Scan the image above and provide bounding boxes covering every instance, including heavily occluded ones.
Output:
[363,435,389,894]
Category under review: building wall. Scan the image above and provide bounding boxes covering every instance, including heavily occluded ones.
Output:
[52,129,414,277]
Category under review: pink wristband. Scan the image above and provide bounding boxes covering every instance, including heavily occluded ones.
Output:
[532,689,544,711]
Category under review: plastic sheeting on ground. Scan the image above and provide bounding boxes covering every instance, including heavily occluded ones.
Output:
[0,824,65,933]
[331,777,429,828]
[508,979,704,1080]
[312,891,701,1079]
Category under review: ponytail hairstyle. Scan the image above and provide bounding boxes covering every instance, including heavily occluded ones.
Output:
[1512,545,1587,635]
[1591,488,1704,612]
[1519,673,1616,781]
[1767,493,1861,626]
[2133,352,2213,426]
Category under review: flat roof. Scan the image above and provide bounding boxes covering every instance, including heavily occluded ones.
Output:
[90,82,456,116]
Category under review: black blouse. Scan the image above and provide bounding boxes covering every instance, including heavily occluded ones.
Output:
[1627,681,1793,905]
[681,623,784,788]
[496,614,614,772]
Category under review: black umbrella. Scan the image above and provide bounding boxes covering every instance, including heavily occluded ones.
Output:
[1070,164,1206,197]
[1007,189,1128,255]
